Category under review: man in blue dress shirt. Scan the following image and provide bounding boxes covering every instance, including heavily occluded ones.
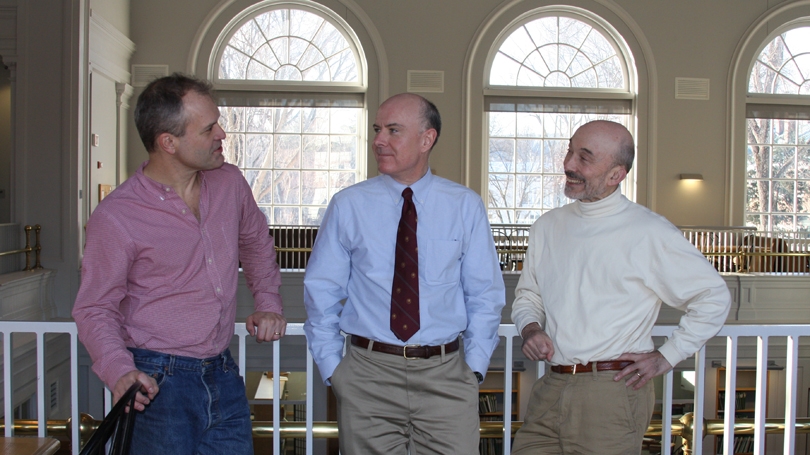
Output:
[304,93,506,454]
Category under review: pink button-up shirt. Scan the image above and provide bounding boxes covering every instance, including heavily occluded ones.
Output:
[73,162,282,389]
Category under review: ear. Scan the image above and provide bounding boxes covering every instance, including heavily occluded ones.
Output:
[608,165,627,185]
[156,132,177,155]
[420,128,437,153]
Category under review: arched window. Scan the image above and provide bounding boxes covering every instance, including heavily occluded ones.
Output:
[746,25,810,231]
[210,3,366,225]
[485,10,635,225]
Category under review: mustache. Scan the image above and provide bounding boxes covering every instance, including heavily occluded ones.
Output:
[565,170,585,181]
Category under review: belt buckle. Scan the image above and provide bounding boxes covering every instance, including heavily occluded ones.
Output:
[403,344,422,359]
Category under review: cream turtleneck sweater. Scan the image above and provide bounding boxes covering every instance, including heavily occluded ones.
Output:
[511,189,731,367]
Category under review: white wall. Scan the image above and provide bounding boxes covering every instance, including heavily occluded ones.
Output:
[89,0,129,36]
[0,63,10,224]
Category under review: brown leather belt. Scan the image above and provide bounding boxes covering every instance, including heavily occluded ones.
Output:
[350,335,459,359]
[551,361,634,374]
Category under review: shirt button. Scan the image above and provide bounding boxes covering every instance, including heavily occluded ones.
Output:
[159,196,164,201]
[216,287,222,294]
[208,258,213,264]
[182,209,186,214]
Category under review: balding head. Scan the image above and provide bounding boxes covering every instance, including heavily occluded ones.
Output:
[577,120,635,172]
[563,120,634,202]
[381,93,442,152]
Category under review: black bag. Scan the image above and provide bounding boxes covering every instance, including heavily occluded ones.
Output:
[79,381,141,455]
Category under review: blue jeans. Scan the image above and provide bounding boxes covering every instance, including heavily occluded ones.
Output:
[128,348,253,455]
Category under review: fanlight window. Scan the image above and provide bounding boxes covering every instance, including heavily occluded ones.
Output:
[218,8,359,82]
[490,15,624,89]
[746,26,810,231]
[486,13,631,225]
[749,27,810,94]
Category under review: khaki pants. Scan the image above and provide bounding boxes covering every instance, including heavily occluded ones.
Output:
[512,370,654,455]
[330,341,479,455]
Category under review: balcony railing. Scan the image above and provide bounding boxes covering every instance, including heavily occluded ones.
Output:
[2,321,810,454]
[270,224,810,274]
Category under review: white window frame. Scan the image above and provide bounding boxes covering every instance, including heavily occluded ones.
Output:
[744,21,810,231]
[207,0,368,226]
[483,6,637,224]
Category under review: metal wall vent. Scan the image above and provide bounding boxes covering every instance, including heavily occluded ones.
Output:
[675,77,710,100]
[407,70,444,93]
[131,65,170,87]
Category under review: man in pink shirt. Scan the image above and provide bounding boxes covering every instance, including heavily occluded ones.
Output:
[72,73,286,454]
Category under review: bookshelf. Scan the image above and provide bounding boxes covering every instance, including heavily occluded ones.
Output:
[715,368,769,455]
[478,371,519,455]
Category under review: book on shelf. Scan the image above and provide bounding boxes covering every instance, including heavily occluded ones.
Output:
[478,393,499,414]
[717,390,750,411]
[478,438,503,455]
[716,435,754,455]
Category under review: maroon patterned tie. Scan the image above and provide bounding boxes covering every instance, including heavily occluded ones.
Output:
[391,187,420,341]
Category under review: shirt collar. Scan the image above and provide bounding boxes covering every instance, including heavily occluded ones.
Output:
[135,160,169,199]
[135,160,208,200]
[574,187,626,218]
[382,169,434,206]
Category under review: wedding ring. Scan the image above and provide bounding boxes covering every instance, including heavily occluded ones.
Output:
[274,332,281,335]
[636,372,642,377]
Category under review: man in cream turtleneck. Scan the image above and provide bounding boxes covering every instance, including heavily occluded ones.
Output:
[510,120,730,454]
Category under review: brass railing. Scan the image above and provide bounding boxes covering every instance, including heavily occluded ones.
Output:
[269,224,810,274]
[0,224,43,271]
[5,413,810,454]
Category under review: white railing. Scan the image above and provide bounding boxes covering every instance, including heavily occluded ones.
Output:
[680,226,810,274]
[1,321,808,455]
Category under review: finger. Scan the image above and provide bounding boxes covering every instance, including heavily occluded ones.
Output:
[137,373,159,398]
[521,344,541,361]
[544,344,555,361]
[258,323,279,343]
[246,317,257,337]
[522,341,541,360]
[632,374,646,390]
[625,370,645,388]
[614,364,638,381]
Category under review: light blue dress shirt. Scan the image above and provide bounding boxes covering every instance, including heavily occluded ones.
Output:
[303,171,506,384]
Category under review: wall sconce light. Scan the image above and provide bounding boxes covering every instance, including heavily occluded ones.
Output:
[679,173,703,181]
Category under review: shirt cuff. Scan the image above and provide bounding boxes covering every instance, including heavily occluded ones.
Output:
[657,342,686,369]
[97,356,138,391]
[253,293,284,314]
[317,355,342,385]
[464,354,491,380]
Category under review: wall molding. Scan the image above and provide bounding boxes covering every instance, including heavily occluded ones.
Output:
[89,8,135,84]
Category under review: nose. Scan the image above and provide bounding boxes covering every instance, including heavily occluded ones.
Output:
[563,151,573,171]
[214,123,226,140]
[373,130,386,149]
